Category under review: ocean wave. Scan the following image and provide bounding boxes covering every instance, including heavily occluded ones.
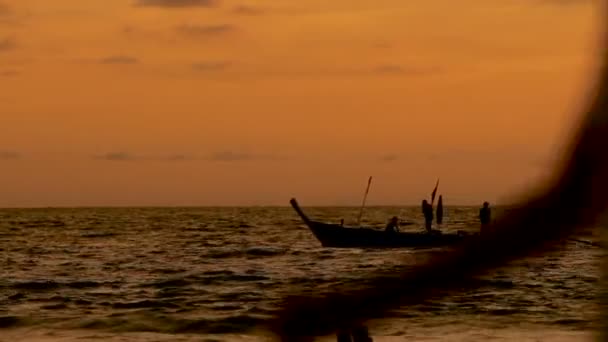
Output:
[5,219,66,228]
[72,313,264,334]
[0,316,21,328]
[202,247,287,259]
[9,280,117,291]
[112,300,181,310]
[80,231,116,238]
[0,206,600,340]
[145,272,271,291]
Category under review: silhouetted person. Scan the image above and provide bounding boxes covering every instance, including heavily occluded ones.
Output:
[479,201,491,233]
[436,195,444,225]
[340,219,344,227]
[422,199,433,232]
[385,216,399,233]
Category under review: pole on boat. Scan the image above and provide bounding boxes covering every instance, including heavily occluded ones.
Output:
[431,178,440,205]
[357,176,373,226]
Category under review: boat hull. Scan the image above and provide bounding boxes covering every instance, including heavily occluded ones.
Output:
[290,198,468,248]
[306,220,465,248]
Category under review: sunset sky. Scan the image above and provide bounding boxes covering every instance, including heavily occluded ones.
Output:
[0,0,601,207]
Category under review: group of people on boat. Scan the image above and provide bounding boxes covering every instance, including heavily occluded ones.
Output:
[384,199,492,234]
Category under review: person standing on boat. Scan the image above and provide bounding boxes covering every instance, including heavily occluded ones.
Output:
[479,201,491,233]
[385,216,399,233]
[436,195,444,226]
[421,200,433,233]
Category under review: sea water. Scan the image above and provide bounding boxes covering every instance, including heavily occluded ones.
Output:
[0,206,603,341]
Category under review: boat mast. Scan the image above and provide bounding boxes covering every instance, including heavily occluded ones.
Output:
[357,176,373,226]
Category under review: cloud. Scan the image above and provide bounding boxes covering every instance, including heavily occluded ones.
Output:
[134,0,219,8]
[232,5,264,15]
[93,151,285,162]
[372,64,441,76]
[380,154,399,162]
[0,151,21,160]
[206,151,286,162]
[373,65,404,74]
[0,70,19,77]
[0,37,16,52]
[156,154,200,162]
[537,0,591,5]
[95,152,137,161]
[99,55,139,64]
[208,151,251,161]
[230,64,442,79]
[372,42,392,49]
[176,24,236,38]
[161,154,193,161]
[0,2,11,16]
[192,61,231,71]
[0,3,26,26]
[373,147,553,168]
[93,152,199,162]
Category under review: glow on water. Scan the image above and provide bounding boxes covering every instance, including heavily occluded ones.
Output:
[0,206,603,341]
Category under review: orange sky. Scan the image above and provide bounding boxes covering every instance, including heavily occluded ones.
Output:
[0,0,602,207]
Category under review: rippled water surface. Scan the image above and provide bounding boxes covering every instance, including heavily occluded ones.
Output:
[0,206,604,341]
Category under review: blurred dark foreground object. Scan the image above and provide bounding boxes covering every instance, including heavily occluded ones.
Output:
[266,2,608,341]
[336,326,373,342]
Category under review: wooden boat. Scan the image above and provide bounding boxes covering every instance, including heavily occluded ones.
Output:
[290,198,470,248]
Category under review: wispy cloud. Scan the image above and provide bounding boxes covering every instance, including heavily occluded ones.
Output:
[0,70,19,77]
[134,0,219,8]
[0,2,30,26]
[0,37,16,52]
[93,152,196,161]
[379,154,399,162]
[99,55,139,64]
[176,24,236,38]
[94,152,137,161]
[93,151,285,162]
[206,151,286,162]
[162,154,194,161]
[232,5,264,15]
[224,64,443,79]
[372,42,392,49]
[374,147,553,168]
[207,151,251,161]
[537,0,591,5]
[0,2,11,16]
[192,61,231,71]
[0,151,21,160]
[372,64,442,76]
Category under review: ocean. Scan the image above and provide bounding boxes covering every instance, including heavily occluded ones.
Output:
[0,206,603,341]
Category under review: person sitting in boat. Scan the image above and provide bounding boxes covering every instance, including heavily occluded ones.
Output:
[422,200,433,233]
[385,216,399,233]
[479,201,491,233]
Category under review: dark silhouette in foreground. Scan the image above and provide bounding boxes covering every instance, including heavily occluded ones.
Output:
[336,326,373,342]
[270,3,608,340]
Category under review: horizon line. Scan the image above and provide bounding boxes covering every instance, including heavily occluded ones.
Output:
[0,203,514,210]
